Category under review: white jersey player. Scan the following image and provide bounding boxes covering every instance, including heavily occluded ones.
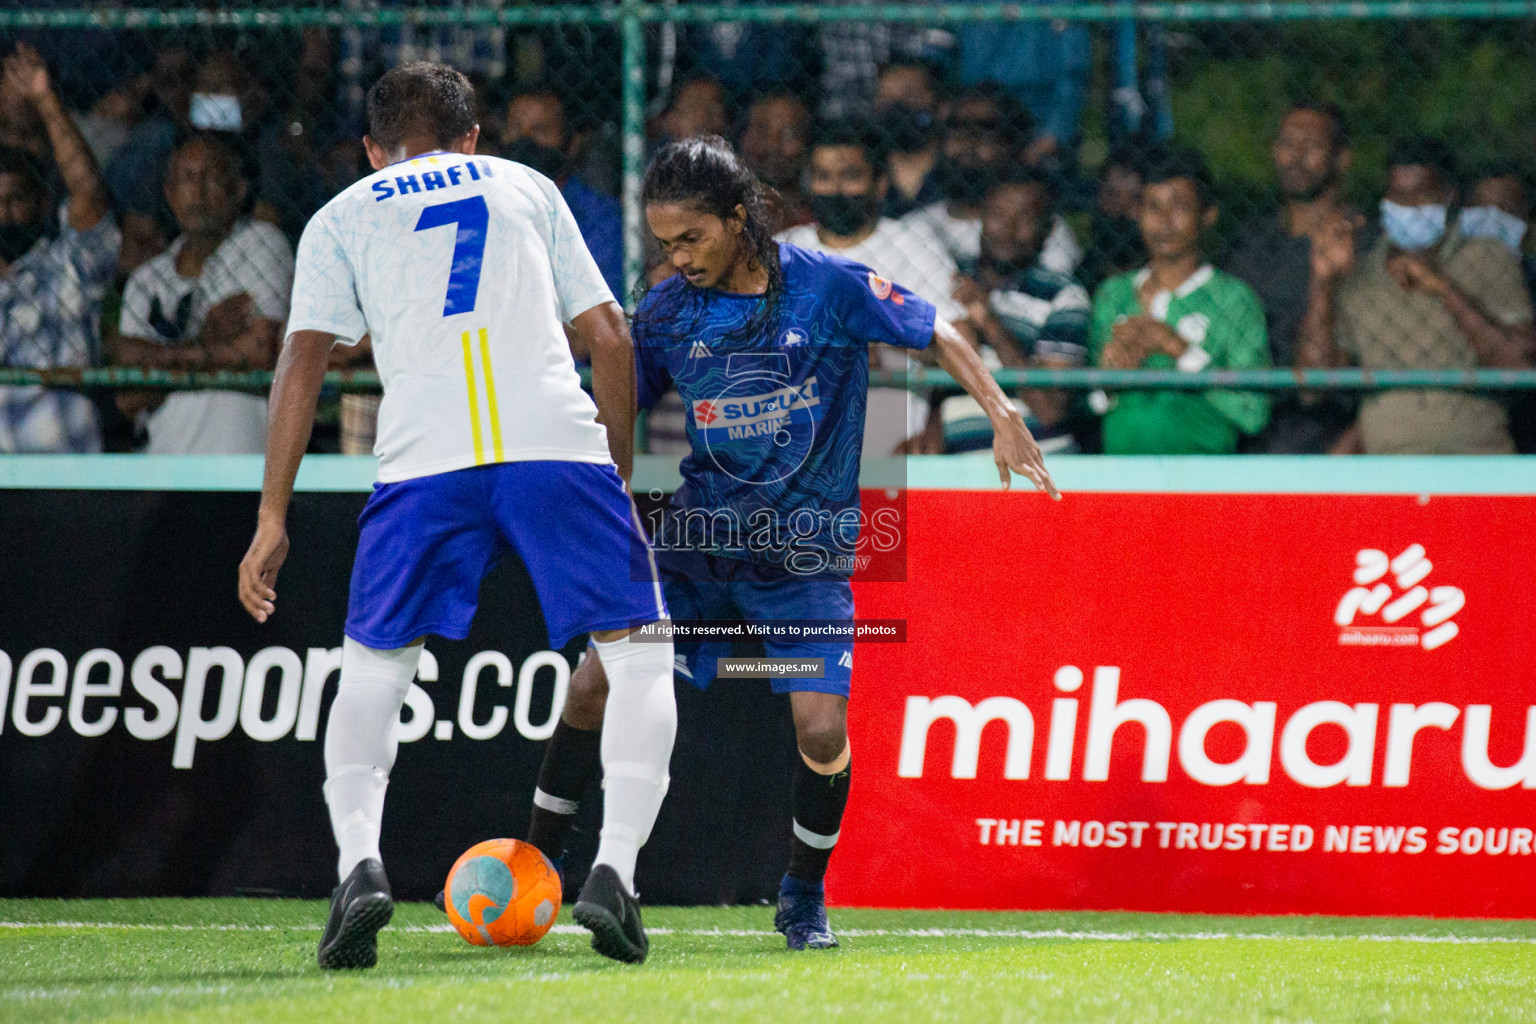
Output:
[237,62,675,969]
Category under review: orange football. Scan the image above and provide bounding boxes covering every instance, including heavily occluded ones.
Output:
[443,838,562,947]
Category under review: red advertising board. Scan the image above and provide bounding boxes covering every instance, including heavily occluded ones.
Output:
[837,489,1536,917]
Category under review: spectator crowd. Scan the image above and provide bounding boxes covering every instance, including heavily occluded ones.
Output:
[1,16,1533,456]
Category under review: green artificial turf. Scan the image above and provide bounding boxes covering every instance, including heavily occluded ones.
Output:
[2,899,1534,1024]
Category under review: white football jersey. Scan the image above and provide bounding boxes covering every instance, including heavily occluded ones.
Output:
[287,152,616,482]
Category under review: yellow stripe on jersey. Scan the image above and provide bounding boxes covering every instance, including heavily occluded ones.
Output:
[460,330,485,465]
[478,327,505,462]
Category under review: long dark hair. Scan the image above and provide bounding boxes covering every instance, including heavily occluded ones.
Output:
[633,135,783,343]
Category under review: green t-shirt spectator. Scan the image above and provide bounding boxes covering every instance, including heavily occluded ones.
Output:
[1089,265,1271,453]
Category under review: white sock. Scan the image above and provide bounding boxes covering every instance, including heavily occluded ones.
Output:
[323,638,420,881]
[591,634,677,895]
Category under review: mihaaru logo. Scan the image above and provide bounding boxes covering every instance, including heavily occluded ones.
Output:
[1335,545,1463,650]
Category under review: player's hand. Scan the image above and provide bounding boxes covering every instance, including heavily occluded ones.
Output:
[239,517,290,623]
[992,409,1060,500]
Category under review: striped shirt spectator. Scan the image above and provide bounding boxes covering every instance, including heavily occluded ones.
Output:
[940,172,1089,453]
[987,265,1091,365]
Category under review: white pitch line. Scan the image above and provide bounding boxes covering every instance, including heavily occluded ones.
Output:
[834,928,1536,945]
[0,921,285,932]
[3,921,1535,945]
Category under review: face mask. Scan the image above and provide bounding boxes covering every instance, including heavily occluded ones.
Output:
[0,219,46,263]
[878,104,936,153]
[812,193,876,236]
[1380,199,1447,252]
[938,158,998,207]
[503,138,570,181]
[189,92,242,131]
[1458,205,1528,254]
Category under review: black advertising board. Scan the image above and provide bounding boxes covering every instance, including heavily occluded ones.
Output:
[0,486,796,903]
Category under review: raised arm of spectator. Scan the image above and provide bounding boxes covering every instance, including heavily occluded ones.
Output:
[931,315,1059,498]
[3,44,109,231]
[1386,251,1535,369]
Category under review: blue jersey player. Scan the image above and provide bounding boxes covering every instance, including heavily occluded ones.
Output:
[520,137,1059,949]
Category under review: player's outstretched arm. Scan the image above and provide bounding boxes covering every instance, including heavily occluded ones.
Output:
[930,316,1061,500]
[570,301,636,484]
[238,329,334,622]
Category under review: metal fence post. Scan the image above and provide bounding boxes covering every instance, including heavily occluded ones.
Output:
[622,0,647,311]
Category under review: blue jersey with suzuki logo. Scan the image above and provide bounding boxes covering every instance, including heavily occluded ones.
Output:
[635,242,935,575]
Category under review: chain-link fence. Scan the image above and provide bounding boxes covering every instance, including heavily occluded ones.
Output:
[2,2,1535,456]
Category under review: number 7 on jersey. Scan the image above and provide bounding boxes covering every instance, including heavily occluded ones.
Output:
[415,195,489,317]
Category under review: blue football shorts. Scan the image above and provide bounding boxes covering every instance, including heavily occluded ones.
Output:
[345,461,666,650]
[653,548,854,698]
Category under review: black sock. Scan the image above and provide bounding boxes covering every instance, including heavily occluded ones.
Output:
[786,754,851,883]
[527,719,602,859]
